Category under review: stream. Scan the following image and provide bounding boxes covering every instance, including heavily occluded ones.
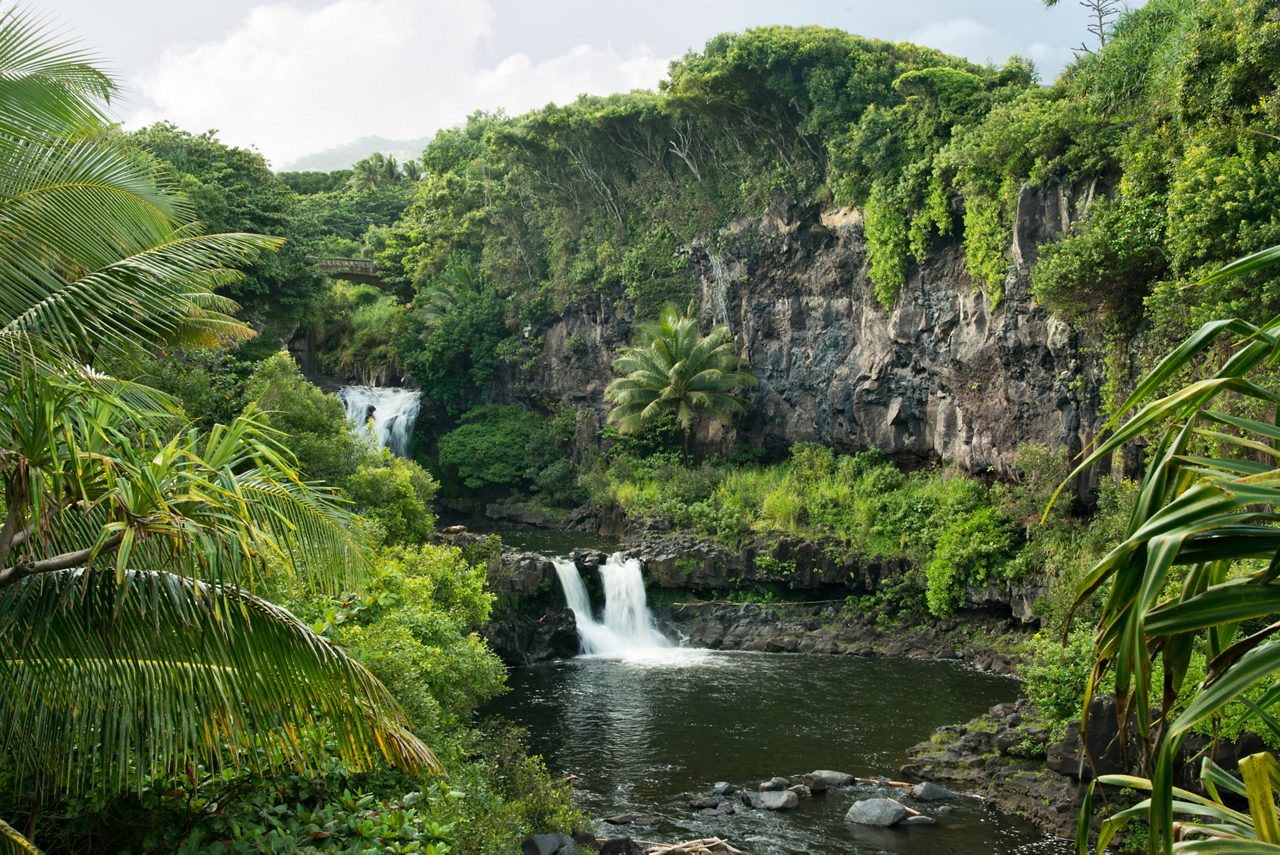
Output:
[487,552,1073,854]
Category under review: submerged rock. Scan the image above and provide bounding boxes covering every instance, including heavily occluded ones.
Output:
[902,815,937,826]
[845,798,909,827]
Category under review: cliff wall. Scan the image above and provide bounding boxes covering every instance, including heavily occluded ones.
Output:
[516,186,1102,477]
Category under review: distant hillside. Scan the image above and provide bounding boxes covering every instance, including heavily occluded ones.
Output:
[283,134,431,171]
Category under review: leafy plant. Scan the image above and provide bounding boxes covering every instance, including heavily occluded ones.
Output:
[605,304,756,459]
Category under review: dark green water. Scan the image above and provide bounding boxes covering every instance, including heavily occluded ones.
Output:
[443,518,617,555]
[490,651,1072,854]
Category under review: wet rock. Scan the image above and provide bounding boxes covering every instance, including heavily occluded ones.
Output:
[808,769,855,788]
[755,790,800,811]
[845,798,909,827]
[910,782,957,801]
[759,776,790,791]
[688,796,721,809]
[788,784,813,799]
[711,781,737,796]
[598,839,645,855]
[522,832,580,855]
[602,814,638,825]
[902,815,937,826]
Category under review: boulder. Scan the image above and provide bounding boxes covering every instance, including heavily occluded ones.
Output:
[910,782,957,801]
[759,776,790,791]
[845,798,909,827]
[808,769,855,788]
[522,832,580,855]
[711,781,737,796]
[688,796,721,809]
[787,784,813,799]
[756,790,800,811]
[598,840,645,855]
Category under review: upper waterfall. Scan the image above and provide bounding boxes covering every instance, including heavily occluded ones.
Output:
[337,385,421,456]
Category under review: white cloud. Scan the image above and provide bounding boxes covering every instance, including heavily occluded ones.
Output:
[908,17,998,64]
[128,0,672,167]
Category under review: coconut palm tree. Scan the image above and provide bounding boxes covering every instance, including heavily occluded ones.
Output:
[1056,243,1280,853]
[605,303,756,460]
[0,10,432,850]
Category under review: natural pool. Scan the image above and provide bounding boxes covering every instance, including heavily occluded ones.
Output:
[490,650,1072,854]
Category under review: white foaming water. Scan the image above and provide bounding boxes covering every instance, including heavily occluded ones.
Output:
[553,554,705,666]
[337,386,421,456]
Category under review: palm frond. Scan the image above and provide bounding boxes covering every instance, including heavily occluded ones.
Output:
[0,568,437,798]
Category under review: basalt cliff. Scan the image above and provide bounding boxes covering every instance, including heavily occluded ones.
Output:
[508,185,1104,480]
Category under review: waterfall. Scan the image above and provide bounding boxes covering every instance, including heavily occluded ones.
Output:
[337,386,421,456]
[707,253,732,329]
[553,554,676,660]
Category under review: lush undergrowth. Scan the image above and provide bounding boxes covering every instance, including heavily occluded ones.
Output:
[585,442,1134,621]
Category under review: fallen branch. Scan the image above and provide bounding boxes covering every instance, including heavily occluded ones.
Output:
[640,837,748,854]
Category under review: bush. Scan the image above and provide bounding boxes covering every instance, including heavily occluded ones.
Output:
[924,505,1018,617]
[244,352,365,485]
[436,405,559,493]
[347,453,440,544]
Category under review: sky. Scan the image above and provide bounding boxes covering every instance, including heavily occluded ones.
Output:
[43,0,1126,169]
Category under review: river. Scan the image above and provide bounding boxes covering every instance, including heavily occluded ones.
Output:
[487,552,1073,854]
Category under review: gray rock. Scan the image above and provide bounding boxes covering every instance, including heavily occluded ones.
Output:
[711,781,737,796]
[787,784,813,799]
[688,796,721,809]
[845,798,910,827]
[910,782,958,801]
[808,769,855,788]
[759,776,790,791]
[902,815,937,826]
[756,790,800,811]
[598,840,645,855]
[601,814,637,825]
[522,832,580,855]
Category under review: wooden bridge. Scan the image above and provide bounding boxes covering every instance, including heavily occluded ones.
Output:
[313,257,383,285]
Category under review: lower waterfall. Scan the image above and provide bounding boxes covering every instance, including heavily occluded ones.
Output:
[553,554,685,662]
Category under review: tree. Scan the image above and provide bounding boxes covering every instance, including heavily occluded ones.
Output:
[0,12,432,848]
[604,304,756,459]
[1057,245,1280,853]
[1041,0,1122,52]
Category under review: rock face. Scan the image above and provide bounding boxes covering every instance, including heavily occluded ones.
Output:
[507,191,1101,480]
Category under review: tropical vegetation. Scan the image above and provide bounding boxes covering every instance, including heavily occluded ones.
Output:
[0,10,575,853]
[604,304,756,458]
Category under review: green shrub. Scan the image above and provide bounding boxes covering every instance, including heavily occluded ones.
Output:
[437,405,560,493]
[347,453,440,544]
[924,505,1018,617]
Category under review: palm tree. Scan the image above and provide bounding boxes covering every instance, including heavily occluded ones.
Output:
[605,304,756,460]
[0,11,432,849]
[415,255,485,328]
[348,151,403,192]
[1055,244,1280,853]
